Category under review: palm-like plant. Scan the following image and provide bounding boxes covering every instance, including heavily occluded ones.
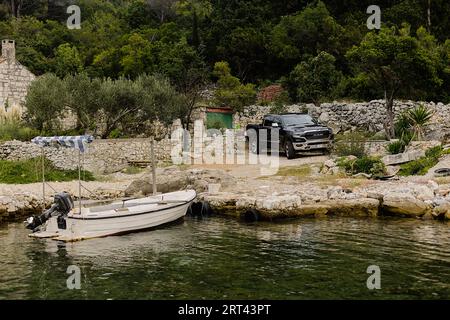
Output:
[406,104,434,140]
[394,112,411,138]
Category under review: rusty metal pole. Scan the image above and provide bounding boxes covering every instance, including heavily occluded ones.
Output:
[41,148,45,210]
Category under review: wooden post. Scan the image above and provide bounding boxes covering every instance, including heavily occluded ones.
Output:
[151,137,157,195]
[41,148,45,210]
[78,149,82,214]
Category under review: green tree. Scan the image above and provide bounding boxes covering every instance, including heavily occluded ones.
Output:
[152,36,209,129]
[270,1,344,63]
[64,74,102,132]
[136,73,184,127]
[213,61,256,112]
[346,26,443,139]
[147,0,177,24]
[24,74,69,132]
[53,43,84,78]
[119,33,153,78]
[97,78,145,138]
[287,51,343,106]
[174,0,212,47]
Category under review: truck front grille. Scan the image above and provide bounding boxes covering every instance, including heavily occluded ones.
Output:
[304,131,330,140]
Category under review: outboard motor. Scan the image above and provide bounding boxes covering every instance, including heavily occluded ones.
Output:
[25,192,74,231]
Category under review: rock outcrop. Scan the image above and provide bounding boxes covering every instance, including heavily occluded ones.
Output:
[125,166,237,196]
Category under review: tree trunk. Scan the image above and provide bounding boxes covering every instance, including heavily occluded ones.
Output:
[192,10,200,48]
[10,0,16,17]
[427,0,431,32]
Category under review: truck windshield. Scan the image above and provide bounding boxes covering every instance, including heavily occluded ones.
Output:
[281,115,317,126]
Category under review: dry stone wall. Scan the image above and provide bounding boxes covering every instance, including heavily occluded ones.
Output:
[234,100,450,140]
[0,138,174,174]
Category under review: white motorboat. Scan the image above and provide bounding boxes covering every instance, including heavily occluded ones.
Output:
[27,190,196,242]
[25,135,196,242]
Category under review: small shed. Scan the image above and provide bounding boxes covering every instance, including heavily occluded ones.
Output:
[206,107,234,129]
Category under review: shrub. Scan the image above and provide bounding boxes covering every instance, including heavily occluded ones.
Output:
[108,128,124,139]
[394,112,411,138]
[407,104,434,140]
[272,91,292,109]
[0,112,40,142]
[394,105,433,143]
[386,140,406,154]
[333,132,367,158]
[337,156,386,176]
[269,103,288,114]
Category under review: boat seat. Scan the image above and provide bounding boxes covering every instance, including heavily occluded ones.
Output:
[88,201,162,213]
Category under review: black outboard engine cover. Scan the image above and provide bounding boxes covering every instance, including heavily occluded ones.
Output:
[54,192,74,215]
[25,192,74,231]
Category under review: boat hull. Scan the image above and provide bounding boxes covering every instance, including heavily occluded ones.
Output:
[30,190,196,242]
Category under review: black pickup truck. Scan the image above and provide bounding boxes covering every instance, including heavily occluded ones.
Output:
[245,113,334,159]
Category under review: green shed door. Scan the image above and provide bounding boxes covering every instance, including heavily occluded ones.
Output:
[206,112,233,129]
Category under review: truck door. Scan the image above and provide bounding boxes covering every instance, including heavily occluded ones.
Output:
[262,117,273,152]
[263,117,281,152]
[269,117,281,152]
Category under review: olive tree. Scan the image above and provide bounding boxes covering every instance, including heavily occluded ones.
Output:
[24,73,69,132]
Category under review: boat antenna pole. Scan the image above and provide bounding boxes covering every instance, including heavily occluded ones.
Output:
[41,147,45,211]
[151,136,157,195]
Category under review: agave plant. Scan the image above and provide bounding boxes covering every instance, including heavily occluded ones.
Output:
[394,112,411,138]
[406,104,434,140]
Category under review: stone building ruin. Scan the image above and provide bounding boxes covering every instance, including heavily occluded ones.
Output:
[0,39,36,115]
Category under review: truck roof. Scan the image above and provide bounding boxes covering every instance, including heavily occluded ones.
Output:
[265,113,309,117]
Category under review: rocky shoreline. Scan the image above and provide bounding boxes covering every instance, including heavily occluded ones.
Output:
[1,166,450,224]
[200,178,450,221]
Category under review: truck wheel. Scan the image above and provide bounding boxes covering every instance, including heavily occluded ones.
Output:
[285,141,295,159]
[249,137,259,154]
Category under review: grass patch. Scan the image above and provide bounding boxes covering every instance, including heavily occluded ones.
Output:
[398,146,450,176]
[0,158,95,184]
[275,166,312,177]
[122,166,145,175]
[0,122,40,142]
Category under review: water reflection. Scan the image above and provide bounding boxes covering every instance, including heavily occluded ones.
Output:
[0,216,449,299]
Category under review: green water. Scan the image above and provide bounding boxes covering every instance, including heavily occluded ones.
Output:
[0,216,449,299]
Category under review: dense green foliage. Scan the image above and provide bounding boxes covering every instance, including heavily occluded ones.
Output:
[337,156,386,177]
[386,105,434,154]
[212,61,256,111]
[0,1,449,136]
[0,157,95,184]
[0,120,38,141]
[284,51,343,106]
[386,140,406,155]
